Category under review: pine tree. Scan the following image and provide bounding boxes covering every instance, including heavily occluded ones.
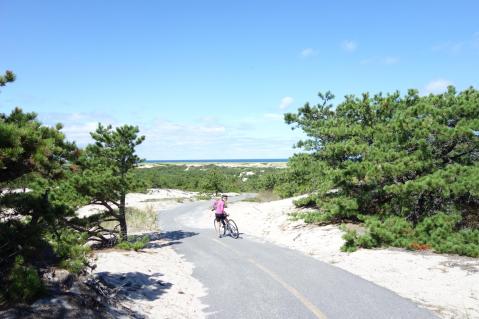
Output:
[200,168,225,195]
[0,70,15,87]
[1,71,81,303]
[284,87,479,226]
[73,124,145,240]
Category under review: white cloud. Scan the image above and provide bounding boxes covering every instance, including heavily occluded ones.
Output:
[423,79,453,95]
[38,112,118,146]
[37,112,302,160]
[61,122,99,145]
[137,117,301,160]
[300,48,317,58]
[279,96,294,109]
[341,40,358,52]
[135,119,229,158]
[144,119,225,140]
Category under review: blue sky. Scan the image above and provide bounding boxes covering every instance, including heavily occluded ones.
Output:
[1,1,478,159]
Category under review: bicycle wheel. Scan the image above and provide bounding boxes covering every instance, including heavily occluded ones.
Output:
[227,219,239,238]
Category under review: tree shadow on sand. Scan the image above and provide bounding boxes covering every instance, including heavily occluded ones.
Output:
[0,231,199,319]
[95,271,172,301]
[0,272,158,319]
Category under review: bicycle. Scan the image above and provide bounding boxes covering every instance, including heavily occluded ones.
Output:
[214,214,239,239]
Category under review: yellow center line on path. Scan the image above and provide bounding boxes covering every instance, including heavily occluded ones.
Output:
[211,238,328,319]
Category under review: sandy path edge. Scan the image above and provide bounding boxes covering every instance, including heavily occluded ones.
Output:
[89,189,208,319]
[92,236,207,319]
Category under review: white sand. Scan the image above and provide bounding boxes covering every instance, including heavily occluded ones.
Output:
[87,189,206,319]
[192,198,479,319]
[77,189,199,218]
[92,238,207,319]
[125,189,198,211]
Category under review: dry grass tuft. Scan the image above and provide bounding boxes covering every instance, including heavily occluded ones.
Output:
[102,205,158,233]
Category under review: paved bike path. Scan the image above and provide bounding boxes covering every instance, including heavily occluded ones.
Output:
[158,197,438,319]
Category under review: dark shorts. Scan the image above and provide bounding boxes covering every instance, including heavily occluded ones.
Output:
[215,214,226,222]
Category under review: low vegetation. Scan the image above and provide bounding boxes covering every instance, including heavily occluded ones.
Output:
[133,164,284,194]
[4,256,44,304]
[101,206,158,234]
[242,191,281,203]
[341,213,479,257]
[116,235,150,251]
[46,229,90,274]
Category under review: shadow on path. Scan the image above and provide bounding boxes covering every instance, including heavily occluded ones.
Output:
[144,230,199,249]
[160,230,199,241]
[147,241,182,249]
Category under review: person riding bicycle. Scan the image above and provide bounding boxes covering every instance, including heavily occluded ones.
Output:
[213,194,228,238]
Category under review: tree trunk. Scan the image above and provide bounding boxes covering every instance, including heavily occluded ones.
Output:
[30,190,49,226]
[119,193,128,240]
[409,191,425,226]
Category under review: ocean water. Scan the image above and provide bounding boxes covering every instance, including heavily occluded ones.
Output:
[144,159,288,163]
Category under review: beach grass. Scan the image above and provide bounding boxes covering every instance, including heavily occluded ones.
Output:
[102,206,159,233]
[242,191,281,203]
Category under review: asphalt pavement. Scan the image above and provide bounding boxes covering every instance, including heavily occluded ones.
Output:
[158,196,438,319]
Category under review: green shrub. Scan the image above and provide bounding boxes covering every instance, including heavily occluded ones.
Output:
[415,213,479,257]
[414,213,460,243]
[365,216,414,248]
[340,213,479,257]
[340,228,359,252]
[6,256,43,303]
[302,212,329,224]
[293,196,317,208]
[195,193,213,200]
[257,173,279,190]
[116,235,150,251]
[47,229,90,274]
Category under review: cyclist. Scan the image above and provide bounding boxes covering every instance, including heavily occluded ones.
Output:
[213,194,228,238]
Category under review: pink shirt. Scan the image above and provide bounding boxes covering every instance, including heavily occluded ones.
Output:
[215,200,225,214]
